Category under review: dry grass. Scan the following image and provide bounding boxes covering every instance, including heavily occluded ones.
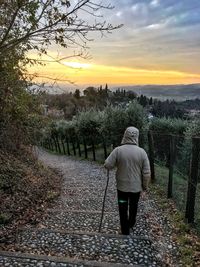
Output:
[0,147,62,244]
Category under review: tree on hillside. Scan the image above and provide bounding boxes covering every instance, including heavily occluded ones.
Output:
[74,89,81,99]
[83,87,97,97]
[138,94,148,107]
[151,99,185,118]
[149,97,153,105]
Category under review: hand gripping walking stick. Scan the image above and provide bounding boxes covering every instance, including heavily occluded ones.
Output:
[99,169,110,233]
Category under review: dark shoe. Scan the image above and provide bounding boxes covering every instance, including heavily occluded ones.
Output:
[130,224,136,233]
[129,220,136,229]
[121,231,130,235]
[119,229,129,235]
[122,232,130,235]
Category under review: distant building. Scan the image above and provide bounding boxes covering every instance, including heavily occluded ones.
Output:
[47,108,64,118]
[41,104,49,115]
[187,109,200,118]
[148,113,154,120]
[41,104,65,118]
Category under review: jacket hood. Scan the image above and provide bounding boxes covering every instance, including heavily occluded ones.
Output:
[121,126,139,145]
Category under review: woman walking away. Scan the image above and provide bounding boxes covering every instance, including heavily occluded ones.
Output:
[104,126,151,235]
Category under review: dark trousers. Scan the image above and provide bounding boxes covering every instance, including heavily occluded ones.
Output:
[117,190,140,235]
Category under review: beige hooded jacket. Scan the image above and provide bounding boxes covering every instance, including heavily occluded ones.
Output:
[104,127,151,193]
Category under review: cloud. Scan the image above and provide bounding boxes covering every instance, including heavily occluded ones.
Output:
[146,23,166,30]
[131,3,148,16]
[150,0,160,8]
[110,0,200,29]
[116,11,122,17]
[37,0,200,84]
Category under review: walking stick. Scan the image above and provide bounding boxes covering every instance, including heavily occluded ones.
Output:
[99,169,110,233]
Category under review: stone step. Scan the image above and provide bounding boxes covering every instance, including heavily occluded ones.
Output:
[36,210,150,237]
[61,174,116,188]
[48,199,154,212]
[0,250,141,267]
[50,194,154,214]
[53,196,118,212]
[6,228,159,266]
[62,187,116,198]
[46,209,118,214]
[62,182,116,189]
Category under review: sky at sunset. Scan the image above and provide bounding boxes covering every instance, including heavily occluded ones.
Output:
[29,0,200,87]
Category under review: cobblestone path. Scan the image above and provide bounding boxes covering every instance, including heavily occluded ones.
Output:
[0,149,179,266]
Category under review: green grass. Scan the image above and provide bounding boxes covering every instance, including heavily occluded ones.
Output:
[155,163,188,212]
[155,163,200,235]
[150,184,198,266]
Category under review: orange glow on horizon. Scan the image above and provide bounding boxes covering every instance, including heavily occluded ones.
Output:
[28,58,200,86]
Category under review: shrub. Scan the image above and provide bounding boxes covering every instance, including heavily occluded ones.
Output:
[178,120,200,176]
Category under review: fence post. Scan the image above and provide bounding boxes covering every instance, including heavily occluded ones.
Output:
[43,140,46,149]
[49,138,53,150]
[167,135,176,198]
[61,138,66,154]
[72,139,76,156]
[148,130,155,182]
[185,137,200,223]
[83,137,88,159]
[77,137,81,157]
[53,137,58,152]
[66,137,70,155]
[55,136,61,153]
[46,139,49,149]
[92,138,96,161]
[103,138,108,160]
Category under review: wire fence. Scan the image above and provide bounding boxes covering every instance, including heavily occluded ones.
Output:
[42,131,200,230]
[148,131,200,230]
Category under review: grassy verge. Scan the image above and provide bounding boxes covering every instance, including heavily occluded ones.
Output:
[151,184,200,266]
[153,165,200,266]
[155,164,200,231]
[154,164,188,211]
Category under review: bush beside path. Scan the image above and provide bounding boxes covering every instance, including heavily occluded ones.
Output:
[0,148,186,266]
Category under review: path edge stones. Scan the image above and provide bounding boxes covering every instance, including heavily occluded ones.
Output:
[0,251,142,267]
[17,227,152,241]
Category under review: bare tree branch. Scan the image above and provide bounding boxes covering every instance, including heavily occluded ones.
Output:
[0,0,122,53]
[27,72,76,84]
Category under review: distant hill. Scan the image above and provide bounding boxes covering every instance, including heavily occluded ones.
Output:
[112,84,200,100]
[34,83,200,100]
